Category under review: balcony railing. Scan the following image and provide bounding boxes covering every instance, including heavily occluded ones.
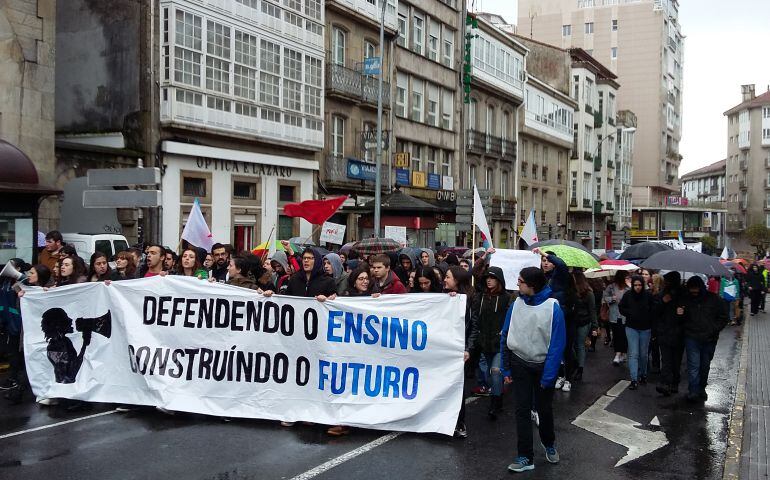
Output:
[467,129,486,154]
[467,129,507,158]
[326,63,390,107]
[502,139,517,161]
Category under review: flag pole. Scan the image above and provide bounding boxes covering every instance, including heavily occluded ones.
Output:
[260,225,275,263]
[471,186,477,288]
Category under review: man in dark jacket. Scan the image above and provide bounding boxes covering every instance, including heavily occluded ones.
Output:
[393,248,418,286]
[654,271,687,396]
[370,254,407,294]
[475,266,512,418]
[682,275,729,402]
[285,248,337,298]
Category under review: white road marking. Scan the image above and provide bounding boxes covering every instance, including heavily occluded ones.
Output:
[572,380,668,466]
[289,396,479,480]
[0,409,119,440]
[650,416,660,427]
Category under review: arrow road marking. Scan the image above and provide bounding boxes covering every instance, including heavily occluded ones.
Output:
[572,380,668,466]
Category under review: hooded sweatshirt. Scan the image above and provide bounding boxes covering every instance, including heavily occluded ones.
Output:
[395,248,419,285]
[653,272,686,345]
[682,277,729,342]
[475,266,513,353]
[419,248,436,268]
[543,252,570,307]
[618,276,654,331]
[285,248,337,297]
[323,253,349,296]
[500,285,566,388]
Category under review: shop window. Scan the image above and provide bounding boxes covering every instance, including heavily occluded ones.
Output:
[233,181,257,200]
[183,177,206,197]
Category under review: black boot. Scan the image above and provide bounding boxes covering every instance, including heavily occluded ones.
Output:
[572,367,583,382]
[488,395,502,420]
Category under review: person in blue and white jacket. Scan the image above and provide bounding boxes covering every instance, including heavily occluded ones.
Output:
[501,266,567,474]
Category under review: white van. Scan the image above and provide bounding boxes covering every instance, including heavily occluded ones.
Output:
[61,233,130,261]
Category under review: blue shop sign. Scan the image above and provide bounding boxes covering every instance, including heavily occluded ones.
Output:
[347,158,377,181]
[395,168,410,186]
[427,173,441,190]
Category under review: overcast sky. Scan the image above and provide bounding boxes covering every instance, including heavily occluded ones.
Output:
[470,0,770,175]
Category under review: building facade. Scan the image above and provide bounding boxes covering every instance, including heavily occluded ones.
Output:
[724,84,770,253]
[465,14,527,248]
[56,0,324,249]
[613,109,636,232]
[681,159,726,204]
[518,0,684,207]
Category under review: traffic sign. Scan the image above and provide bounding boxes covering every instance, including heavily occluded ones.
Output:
[87,167,160,186]
[83,190,162,208]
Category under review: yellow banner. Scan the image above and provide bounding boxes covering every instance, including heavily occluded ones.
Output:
[394,152,410,168]
[630,229,657,237]
[412,171,426,188]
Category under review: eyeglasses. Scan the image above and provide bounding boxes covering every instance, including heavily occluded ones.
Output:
[517,278,526,285]
[302,256,315,261]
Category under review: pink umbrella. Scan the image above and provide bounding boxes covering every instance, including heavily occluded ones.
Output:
[598,259,638,271]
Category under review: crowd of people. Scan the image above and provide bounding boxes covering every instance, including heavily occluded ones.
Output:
[0,229,749,474]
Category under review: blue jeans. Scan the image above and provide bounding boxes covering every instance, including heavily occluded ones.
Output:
[625,327,651,381]
[477,352,502,396]
[685,337,717,396]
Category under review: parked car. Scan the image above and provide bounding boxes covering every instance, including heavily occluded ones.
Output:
[61,233,130,262]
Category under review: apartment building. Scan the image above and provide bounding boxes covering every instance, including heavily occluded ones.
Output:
[518,0,685,206]
[390,0,463,246]
[613,109,636,233]
[56,0,324,249]
[319,0,397,240]
[504,35,574,244]
[681,159,726,204]
[724,84,770,253]
[465,14,527,247]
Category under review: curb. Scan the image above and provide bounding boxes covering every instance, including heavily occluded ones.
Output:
[722,316,749,480]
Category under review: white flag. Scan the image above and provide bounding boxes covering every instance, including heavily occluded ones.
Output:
[181,198,215,251]
[473,184,493,247]
[720,246,730,260]
[520,209,539,246]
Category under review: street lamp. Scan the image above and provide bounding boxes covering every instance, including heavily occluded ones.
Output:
[591,126,636,250]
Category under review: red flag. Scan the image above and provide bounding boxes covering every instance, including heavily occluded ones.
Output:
[283,196,347,225]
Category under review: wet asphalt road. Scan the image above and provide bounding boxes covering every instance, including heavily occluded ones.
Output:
[0,324,741,480]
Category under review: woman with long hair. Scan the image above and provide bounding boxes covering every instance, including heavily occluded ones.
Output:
[87,252,112,282]
[412,267,443,293]
[345,267,372,296]
[226,255,259,290]
[571,271,597,382]
[444,265,479,438]
[177,248,208,279]
[112,251,137,280]
[55,256,87,286]
[604,270,630,366]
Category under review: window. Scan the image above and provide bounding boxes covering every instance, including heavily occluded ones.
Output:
[234,65,257,100]
[585,22,594,34]
[206,57,230,93]
[441,151,451,177]
[305,0,322,20]
[278,216,295,239]
[261,1,282,18]
[396,72,407,118]
[427,84,439,126]
[332,28,346,66]
[441,89,453,129]
[501,171,508,199]
[259,39,280,106]
[764,107,770,119]
[233,181,257,200]
[183,177,206,197]
[486,104,495,136]
[207,96,231,112]
[582,173,591,200]
[562,24,571,36]
[411,78,424,122]
[468,164,477,189]
[397,3,408,47]
[279,185,296,202]
[427,148,437,174]
[469,98,477,129]
[571,172,577,202]
[234,31,258,67]
[442,27,454,67]
[364,40,377,62]
[176,89,202,105]
[763,128,770,139]
[428,19,440,61]
[486,167,494,190]
[176,10,202,50]
[612,19,618,31]
[611,47,617,59]
[412,12,424,55]
[766,213,770,229]
[411,144,422,171]
[207,20,230,59]
[174,47,201,86]
[331,115,344,156]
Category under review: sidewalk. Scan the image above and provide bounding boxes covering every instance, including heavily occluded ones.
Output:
[724,310,770,479]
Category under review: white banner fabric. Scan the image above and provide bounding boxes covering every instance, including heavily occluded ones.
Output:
[488,249,542,291]
[319,221,346,245]
[21,277,466,435]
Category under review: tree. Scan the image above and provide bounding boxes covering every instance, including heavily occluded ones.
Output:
[701,234,717,256]
[745,223,770,258]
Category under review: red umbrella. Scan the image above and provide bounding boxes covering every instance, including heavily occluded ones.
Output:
[720,259,747,274]
[598,259,637,271]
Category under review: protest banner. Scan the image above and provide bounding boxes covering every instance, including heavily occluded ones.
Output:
[488,249,541,290]
[319,221,346,245]
[21,277,465,435]
[384,226,407,246]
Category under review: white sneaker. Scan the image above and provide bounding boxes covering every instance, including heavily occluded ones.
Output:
[530,410,540,426]
[612,353,621,365]
[280,421,295,427]
[555,377,566,389]
[36,397,59,406]
[561,381,572,392]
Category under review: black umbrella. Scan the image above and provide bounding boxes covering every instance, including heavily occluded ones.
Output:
[619,241,673,260]
[641,249,731,277]
[528,239,600,260]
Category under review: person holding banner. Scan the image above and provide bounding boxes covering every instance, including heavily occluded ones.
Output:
[177,248,209,280]
[323,253,349,296]
[143,245,166,278]
[283,248,337,299]
[344,267,372,296]
[370,255,407,295]
[444,266,479,439]
[501,267,566,473]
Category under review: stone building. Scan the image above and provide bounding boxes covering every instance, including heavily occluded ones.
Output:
[55,0,324,249]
